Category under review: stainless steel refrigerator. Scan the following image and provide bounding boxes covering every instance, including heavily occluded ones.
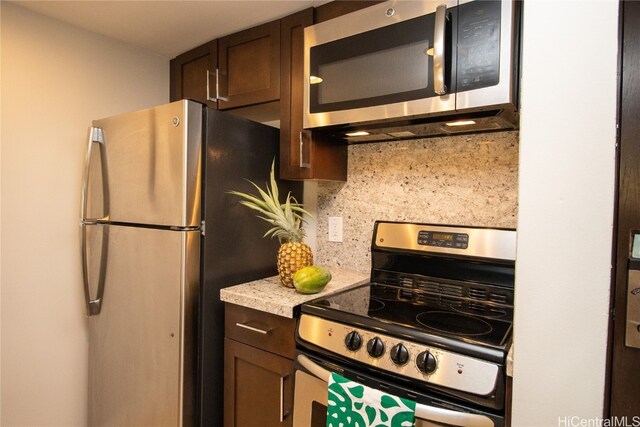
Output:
[81,100,299,426]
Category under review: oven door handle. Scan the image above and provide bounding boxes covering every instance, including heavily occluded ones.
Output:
[297,355,495,427]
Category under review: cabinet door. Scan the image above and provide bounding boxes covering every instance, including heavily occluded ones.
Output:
[217,20,281,110]
[224,338,294,427]
[170,40,218,109]
[279,9,347,181]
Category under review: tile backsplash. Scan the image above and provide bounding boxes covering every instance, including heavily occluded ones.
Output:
[315,131,519,273]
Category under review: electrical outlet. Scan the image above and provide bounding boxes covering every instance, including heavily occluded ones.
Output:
[328,217,343,242]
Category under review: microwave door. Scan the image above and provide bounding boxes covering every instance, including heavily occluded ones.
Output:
[304,0,457,129]
[455,0,518,112]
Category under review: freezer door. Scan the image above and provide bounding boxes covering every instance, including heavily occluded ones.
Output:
[86,100,202,227]
[86,223,199,426]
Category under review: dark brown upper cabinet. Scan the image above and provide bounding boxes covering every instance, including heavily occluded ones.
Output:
[278,2,381,181]
[170,40,218,109]
[217,20,281,110]
[170,1,382,182]
[170,20,280,112]
[280,9,349,181]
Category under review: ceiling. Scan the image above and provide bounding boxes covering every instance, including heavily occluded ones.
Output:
[8,0,329,58]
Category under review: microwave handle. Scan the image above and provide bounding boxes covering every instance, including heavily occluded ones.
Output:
[296,354,494,427]
[433,4,448,96]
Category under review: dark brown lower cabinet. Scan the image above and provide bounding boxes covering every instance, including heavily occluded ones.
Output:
[224,338,295,427]
[224,304,296,426]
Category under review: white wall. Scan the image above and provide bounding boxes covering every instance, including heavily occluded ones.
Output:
[513,1,618,425]
[0,3,168,425]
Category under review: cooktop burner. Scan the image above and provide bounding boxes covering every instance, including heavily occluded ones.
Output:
[367,298,385,312]
[416,311,493,336]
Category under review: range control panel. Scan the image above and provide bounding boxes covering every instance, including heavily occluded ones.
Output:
[374,222,516,261]
[298,314,499,397]
[418,230,469,249]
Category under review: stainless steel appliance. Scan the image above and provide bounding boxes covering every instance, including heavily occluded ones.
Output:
[303,0,520,142]
[294,221,516,426]
[81,100,299,426]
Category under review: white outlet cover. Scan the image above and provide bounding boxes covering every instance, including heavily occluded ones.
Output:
[328,216,343,242]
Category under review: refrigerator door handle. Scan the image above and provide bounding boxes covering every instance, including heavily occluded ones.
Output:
[81,127,110,223]
[81,223,108,316]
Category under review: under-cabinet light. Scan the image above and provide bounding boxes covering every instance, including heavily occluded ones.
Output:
[445,120,477,127]
[345,131,370,137]
[309,76,323,84]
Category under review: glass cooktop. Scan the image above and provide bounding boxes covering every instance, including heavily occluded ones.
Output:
[303,282,513,351]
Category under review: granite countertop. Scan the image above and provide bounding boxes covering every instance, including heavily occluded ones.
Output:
[220,267,369,318]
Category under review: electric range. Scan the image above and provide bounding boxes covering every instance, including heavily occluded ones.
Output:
[295,221,516,420]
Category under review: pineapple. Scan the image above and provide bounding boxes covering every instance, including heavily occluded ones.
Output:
[228,161,313,287]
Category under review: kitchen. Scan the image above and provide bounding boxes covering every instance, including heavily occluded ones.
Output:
[0,0,620,426]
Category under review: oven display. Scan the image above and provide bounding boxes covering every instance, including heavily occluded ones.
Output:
[418,231,469,249]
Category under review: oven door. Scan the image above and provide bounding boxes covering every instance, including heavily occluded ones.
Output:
[293,353,501,427]
[303,0,457,129]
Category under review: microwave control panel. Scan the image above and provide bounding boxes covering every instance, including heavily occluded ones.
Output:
[457,0,502,92]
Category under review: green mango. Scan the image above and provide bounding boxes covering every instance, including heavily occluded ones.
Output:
[292,266,332,294]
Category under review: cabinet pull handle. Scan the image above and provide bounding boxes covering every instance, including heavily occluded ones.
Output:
[206,70,216,102]
[280,374,290,422]
[235,321,272,335]
[215,68,230,102]
[299,130,311,169]
[433,4,448,96]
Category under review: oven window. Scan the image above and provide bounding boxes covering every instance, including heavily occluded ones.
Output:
[309,13,449,113]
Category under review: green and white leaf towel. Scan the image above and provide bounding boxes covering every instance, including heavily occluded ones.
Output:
[327,372,416,427]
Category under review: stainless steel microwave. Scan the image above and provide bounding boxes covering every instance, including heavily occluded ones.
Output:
[303,0,520,143]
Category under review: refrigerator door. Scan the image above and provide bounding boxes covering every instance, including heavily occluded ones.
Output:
[86,223,199,426]
[85,100,202,228]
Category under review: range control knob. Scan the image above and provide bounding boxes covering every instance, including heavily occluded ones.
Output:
[344,331,363,351]
[416,351,438,374]
[367,337,386,358]
[390,343,410,366]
